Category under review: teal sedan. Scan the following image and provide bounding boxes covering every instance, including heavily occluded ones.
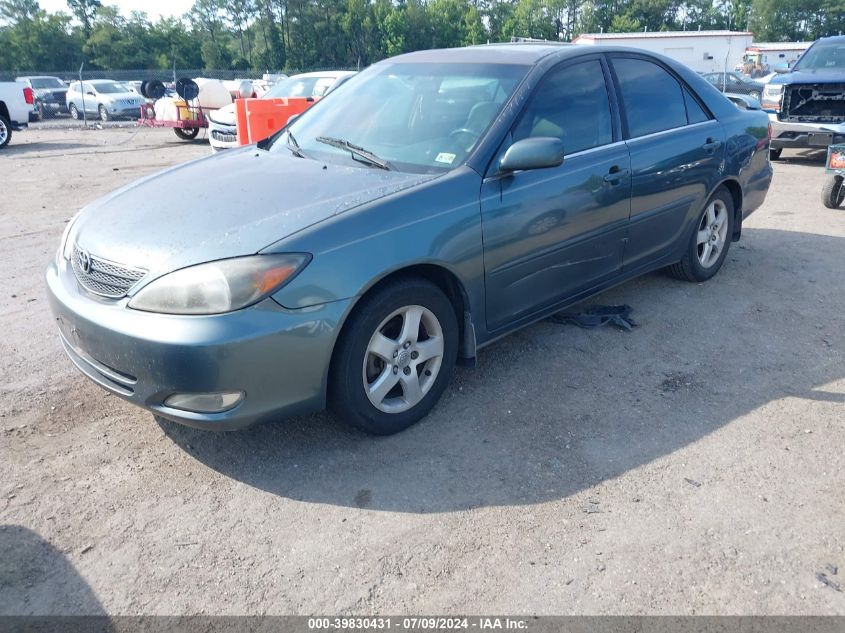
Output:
[47,44,773,435]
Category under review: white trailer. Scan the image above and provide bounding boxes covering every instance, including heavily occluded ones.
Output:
[572,30,754,74]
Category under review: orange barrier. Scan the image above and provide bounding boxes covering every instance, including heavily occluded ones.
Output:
[235,97,319,146]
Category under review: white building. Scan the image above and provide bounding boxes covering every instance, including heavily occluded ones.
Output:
[572,30,754,74]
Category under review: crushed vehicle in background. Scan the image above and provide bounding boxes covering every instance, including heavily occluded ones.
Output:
[16,76,68,120]
[762,35,845,160]
[208,70,355,151]
[0,80,33,148]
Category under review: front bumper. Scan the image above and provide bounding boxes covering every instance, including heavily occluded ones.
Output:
[208,120,238,150]
[768,113,845,149]
[109,105,144,118]
[46,257,350,430]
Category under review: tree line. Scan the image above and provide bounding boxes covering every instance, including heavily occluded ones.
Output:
[0,0,843,73]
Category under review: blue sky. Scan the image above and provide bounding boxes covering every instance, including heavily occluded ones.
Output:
[39,0,195,20]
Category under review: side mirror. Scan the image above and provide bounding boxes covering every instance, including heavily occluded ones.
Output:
[773,63,790,74]
[499,137,565,173]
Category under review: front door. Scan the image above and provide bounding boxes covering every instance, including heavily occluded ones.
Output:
[481,57,631,332]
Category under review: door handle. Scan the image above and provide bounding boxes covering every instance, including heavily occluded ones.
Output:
[603,166,630,183]
[702,137,722,152]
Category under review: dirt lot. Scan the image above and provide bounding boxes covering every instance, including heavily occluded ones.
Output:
[1,126,843,616]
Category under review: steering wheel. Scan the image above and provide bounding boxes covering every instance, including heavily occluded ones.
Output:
[449,127,479,141]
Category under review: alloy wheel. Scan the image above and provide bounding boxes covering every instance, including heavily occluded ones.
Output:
[363,304,444,413]
[0,118,7,146]
[696,199,729,268]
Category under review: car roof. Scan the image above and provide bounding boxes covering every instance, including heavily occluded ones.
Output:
[383,43,704,66]
[288,70,356,80]
[388,43,573,65]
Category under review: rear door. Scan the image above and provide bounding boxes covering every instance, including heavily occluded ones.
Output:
[480,56,631,332]
[609,55,725,272]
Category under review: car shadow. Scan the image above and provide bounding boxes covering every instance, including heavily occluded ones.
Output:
[0,525,105,616]
[3,141,94,155]
[160,228,845,513]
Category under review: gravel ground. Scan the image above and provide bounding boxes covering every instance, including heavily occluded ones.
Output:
[1,127,843,616]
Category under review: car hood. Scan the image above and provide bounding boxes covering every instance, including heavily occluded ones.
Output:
[770,70,845,85]
[72,148,435,282]
[208,102,236,126]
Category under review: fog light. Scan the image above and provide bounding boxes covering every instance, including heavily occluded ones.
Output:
[164,391,244,413]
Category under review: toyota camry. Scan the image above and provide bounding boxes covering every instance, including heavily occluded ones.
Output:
[47,43,773,435]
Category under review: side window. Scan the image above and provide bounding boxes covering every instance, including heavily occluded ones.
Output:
[613,57,688,138]
[312,78,335,97]
[683,88,710,124]
[512,59,613,155]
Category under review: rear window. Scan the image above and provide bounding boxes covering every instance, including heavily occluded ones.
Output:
[613,57,688,138]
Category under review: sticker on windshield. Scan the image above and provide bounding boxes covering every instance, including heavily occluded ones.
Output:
[435,152,456,164]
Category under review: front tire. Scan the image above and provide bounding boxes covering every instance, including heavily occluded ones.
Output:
[0,114,11,149]
[822,175,844,209]
[668,187,735,282]
[329,278,458,435]
[98,105,110,122]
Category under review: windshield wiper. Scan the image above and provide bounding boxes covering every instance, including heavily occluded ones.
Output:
[286,130,305,158]
[315,136,392,170]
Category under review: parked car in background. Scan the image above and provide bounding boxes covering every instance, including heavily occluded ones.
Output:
[762,35,845,160]
[66,80,145,121]
[701,71,765,100]
[0,80,33,148]
[16,75,67,120]
[208,70,355,151]
[48,45,773,435]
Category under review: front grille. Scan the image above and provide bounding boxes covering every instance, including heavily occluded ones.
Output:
[783,83,845,123]
[71,244,147,298]
[211,130,237,143]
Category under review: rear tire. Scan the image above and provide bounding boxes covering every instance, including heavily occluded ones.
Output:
[0,114,11,149]
[822,175,844,209]
[769,148,782,161]
[668,187,735,282]
[69,103,79,120]
[329,277,458,435]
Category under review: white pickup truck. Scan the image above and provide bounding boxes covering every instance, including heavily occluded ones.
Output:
[0,81,34,149]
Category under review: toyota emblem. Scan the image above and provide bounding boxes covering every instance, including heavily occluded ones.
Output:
[79,249,92,274]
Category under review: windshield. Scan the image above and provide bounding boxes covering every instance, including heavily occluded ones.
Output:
[93,82,128,94]
[272,62,528,174]
[264,76,324,99]
[30,77,64,89]
[793,40,845,72]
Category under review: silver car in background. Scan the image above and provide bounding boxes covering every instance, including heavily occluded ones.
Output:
[66,80,145,121]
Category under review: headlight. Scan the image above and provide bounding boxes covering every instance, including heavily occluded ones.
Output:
[127,254,310,315]
[762,84,784,99]
[59,212,81,263]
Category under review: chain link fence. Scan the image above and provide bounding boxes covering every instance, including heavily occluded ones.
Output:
[0,68,354,82]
